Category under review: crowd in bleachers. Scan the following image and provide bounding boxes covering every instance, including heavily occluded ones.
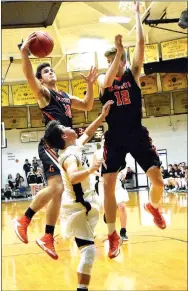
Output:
[161,162,188,192]
[2,157,45,201]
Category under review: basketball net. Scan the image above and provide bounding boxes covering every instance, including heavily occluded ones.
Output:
[118,2,145,13]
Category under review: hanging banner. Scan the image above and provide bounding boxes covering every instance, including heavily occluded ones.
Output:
[161,38,187,60]
[30,58,52,73]
[87,101,102,123]
[72,109,86,125]
[140,74,158,95]
[11,84,37,105]
[2,85,9,106]
[56,80,69,94]
[129,46,144,74]
[172,90,188,114]
[144,92,171,117]
[160,73,187,92]
[2,107,28,129]
[29,106,44,128]
[71,79,99,99]
[144,43,159,63]
[66,52,95,72]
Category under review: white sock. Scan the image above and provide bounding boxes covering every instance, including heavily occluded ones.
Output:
[78,283,88,289]
[150,201,159,209]
[107,223,116,235]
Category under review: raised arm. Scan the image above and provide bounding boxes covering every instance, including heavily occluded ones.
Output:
[78,100,114,145]
[97,35,124,89]
[20,33,50,101]
[131,2,145,82]
[70,67,98,111]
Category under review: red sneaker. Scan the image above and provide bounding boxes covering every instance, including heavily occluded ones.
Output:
[108,231,122,259]
[12,216,31,244]
[36,234,58,260]
[144,203,166,229]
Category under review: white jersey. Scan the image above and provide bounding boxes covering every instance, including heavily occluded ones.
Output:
[58,141,100,241]
[58,140,93,204]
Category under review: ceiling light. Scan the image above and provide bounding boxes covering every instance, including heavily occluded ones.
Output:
[99,16,131,24]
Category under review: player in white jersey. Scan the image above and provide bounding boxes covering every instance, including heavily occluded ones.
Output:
[43,100,113,291]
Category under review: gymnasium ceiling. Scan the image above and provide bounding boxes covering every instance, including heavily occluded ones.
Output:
[2,1,187,84]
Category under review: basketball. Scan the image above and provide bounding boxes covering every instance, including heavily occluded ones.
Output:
[29,31,54,58]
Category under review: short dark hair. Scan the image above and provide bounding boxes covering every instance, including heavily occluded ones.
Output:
[44,120,65,150]
[35,63,51,79]
[104,47,126,61]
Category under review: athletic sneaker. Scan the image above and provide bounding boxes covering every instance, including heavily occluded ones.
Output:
[108,231,122,259]
[120,229,129,241]
[144,202,166,229]
[12,216,31,244]
[36,233,58,260]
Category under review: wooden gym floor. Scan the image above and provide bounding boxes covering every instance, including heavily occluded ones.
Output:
[2,190,187,291]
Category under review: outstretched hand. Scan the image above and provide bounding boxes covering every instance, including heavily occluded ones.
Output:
[133,1,140,13]
[101,100,114,118]
[80,66,99,84]
[20,32,37,52]
[115,34,124,54]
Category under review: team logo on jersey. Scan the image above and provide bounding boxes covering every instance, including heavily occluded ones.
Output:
[49,164,55,172]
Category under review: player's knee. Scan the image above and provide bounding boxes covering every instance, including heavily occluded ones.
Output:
[49,183,63,195]
[77,244,96,275]
[117,202,125,210]
[152,178,164,189]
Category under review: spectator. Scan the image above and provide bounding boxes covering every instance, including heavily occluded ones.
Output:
[7,174,15,189]
[15,173,23,189]
[23,159,31,184]
[36,167,44,193]
[27,166,37,196]
[4,184,12,200]
[32,157,39,173]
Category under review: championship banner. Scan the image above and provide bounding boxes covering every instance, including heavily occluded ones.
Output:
[144,92,171,117]
[71,79,99,99]
[161,38,187,60]
[56,80,69,94]
[71,109,86,125]
[30,58,52,73]
[87,101,102,123]
[29,106,44,128]
[129,47,144,74]
[172,90,188,114]
[2,107,28,129]
[144,44,159,63]
[140,74,158,95]
[160,73,187,92]
[66,52,95,72]
[2,85,9,106]
[11,84,37,105]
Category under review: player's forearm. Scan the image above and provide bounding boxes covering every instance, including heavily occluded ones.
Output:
[83,83,94,111]
[103,51,122,87]
[70,169,91,184]
[83,114,104,143]
[135,12,144,44]
[21,49,35,80]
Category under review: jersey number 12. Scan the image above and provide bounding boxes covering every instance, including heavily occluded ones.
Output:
[114,90,131,106]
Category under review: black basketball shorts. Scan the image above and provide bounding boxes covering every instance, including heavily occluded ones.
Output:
[102,126,161,174]
[38,139,61,179]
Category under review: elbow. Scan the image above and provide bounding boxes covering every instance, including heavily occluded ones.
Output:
[137,39,144,45]
[84,102,93,112]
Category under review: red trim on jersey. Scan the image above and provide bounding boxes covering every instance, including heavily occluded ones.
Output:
[43,111,55,121]
[114,76,122,81]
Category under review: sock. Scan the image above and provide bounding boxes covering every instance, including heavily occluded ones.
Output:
[45,225,55,236]
[150,201,159,209]
[24,207,36,220]
[120,228,126,235]
[77,283,88,290]
[107,223,116,235]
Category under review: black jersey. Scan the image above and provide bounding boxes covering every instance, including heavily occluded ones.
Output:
[100,69,142,135]
[41,89,72,127]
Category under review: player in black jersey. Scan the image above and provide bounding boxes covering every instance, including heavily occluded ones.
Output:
[13,32,98,260]
[97,2,166,259]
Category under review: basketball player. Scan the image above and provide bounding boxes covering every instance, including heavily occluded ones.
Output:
[44,100,113,291]
[97,2,166,259]
[13,32,98,260]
